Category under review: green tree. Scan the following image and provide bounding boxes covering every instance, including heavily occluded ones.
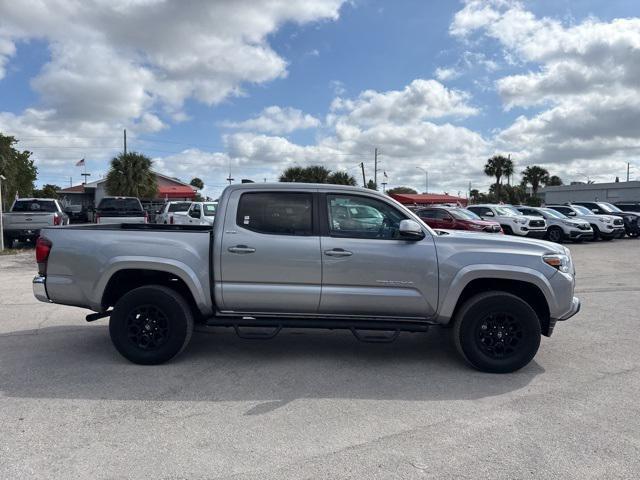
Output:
[279,165,356,185]
[386,186,417,195]
[366,179,377,190]
[484,155,512,201]
[521,165,550,197]
[190,177,204,189]
[469,189,480,203]
[327,171,357,185]
[0,133,37,210]
[105,152,157,198]
[33,184,61,199]
[546,175,563,186]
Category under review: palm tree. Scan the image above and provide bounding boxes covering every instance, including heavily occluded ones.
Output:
[280,165,356,185]
[546,175,563,186]
[105,152,157,198]
[521,165,550,196]
[280,165,331,183]
[327,171,357,185]
[503,156,514,185]
[484,155,511,201]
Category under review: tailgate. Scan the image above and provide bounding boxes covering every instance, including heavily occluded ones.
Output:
[4,213,54,229]
[98,216,146,224]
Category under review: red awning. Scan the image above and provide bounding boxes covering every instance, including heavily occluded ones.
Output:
[390,193,468,206]
[157,185,196,199]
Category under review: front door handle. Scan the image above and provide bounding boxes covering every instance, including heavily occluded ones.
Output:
[228,245,256,254]
[324,248,353,257]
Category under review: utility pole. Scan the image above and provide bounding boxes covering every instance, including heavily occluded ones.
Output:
[360,162,366,188]
[627,162,630,182]
[374,148,378,190]
[123,129,127,155]
[0,173,6,251]
[69,176,72,188]
[416,166,428,194]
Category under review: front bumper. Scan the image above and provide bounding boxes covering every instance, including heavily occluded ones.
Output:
[33,276,51,303]
[523,229,547,239]
[558,296,581,321]
[6,228,41,239]
[568,230,594,240]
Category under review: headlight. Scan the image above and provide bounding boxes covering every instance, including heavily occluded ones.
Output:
[562,220,576,227]
[469,223,484,230]
[599,217,612,223]
[516,217,527,224]
[543,253,571,273]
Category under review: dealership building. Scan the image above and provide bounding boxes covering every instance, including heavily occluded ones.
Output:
[540,181,640,205]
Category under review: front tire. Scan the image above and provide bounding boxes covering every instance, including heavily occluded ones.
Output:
[547,226,563,243]
[502,225,513,235]
[109,285,194,365]
[452,292,541,373]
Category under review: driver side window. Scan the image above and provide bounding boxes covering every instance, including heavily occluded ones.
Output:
[327,194,408,239]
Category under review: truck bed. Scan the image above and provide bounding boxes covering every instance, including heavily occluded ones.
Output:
[40,223,214,314]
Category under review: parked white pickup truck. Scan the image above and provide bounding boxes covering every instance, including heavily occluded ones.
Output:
[173,201,217,226]
[32,184,580,373]
[2,198,68,247]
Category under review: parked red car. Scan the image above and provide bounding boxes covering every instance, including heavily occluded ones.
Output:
[415,206,503,233]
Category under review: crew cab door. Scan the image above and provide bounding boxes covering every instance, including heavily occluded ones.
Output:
[219,190,321,313]
[319,192,438,319]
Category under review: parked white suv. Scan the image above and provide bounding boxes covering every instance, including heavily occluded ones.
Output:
[546,204,624,241]
[467,204,547,238]
[173,201,217,226]
[156,201,192,224]
[516,206,593,243]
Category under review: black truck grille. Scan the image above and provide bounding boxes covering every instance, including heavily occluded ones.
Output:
[529,220,545,228]
[613,218,623,226]
[577,223,590,230]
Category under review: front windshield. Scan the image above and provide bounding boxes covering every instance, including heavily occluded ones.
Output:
[541,208,566,219]
[572,205,592,215]
[494,206,519,216]
[451,208,481,220]
[598,202,622,213]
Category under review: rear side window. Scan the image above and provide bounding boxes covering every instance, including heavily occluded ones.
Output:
[468,206,490,216]
[236,192,313,236]
[97,198,143,211]
[11,200,58,212]
[168,202,191,212]
[417,209,436,219]
[203,203,217,216]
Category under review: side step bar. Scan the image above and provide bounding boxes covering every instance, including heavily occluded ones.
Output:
[350,328,400,343]
[233,324,282,340]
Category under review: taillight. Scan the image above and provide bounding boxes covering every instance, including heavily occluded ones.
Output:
[95,213,100,223]
[36,237,52,276]
[53,213,61,226]
[144,211,149,224]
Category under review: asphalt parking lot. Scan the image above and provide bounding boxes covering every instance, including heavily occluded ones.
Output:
[1,240,639,479]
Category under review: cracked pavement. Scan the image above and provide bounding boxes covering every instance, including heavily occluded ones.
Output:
[1,240,639,479]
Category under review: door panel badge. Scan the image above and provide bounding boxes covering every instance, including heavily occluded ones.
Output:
[243,215,250,225]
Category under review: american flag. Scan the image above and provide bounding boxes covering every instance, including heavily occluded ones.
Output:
[75,158,85,167]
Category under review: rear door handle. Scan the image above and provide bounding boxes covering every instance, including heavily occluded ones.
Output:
[228,245,256,254]
[324,248,353,257]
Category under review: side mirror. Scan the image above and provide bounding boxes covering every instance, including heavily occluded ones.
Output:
[484,211,494,217]
[399,219,425,240]
[568,211,576,216]
[442,216,453,222]
[189,210,200,218]
[591,209,598,213]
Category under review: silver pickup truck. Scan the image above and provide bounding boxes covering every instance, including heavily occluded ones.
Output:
[32,183,580,373]
[3,198,69,247]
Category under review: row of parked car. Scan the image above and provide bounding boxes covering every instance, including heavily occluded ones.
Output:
[413,201,640,243]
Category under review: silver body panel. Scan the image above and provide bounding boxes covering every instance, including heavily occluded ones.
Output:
[36,184,578,326]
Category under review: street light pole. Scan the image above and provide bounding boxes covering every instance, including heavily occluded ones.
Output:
[0,174,6,251]
[416,166,428,194]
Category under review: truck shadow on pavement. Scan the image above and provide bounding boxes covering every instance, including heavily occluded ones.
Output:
[0,324,543,412]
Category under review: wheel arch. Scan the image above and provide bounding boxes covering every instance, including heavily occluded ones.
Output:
[96,259,212,318]
[438,267,555,336]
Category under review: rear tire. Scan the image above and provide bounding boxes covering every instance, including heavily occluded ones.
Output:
[452,291,541,373]
[109,285,194,365]
[590,225,600,241]
[2,233,12,249]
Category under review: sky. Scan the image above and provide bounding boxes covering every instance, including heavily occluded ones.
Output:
[1,0,639,199]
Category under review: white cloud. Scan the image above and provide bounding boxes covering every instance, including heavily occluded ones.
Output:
[434,67,460,81]
[328,79,478,127]
[0,0,345,165]
[450,1,640,181]
[220,106,320,134]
